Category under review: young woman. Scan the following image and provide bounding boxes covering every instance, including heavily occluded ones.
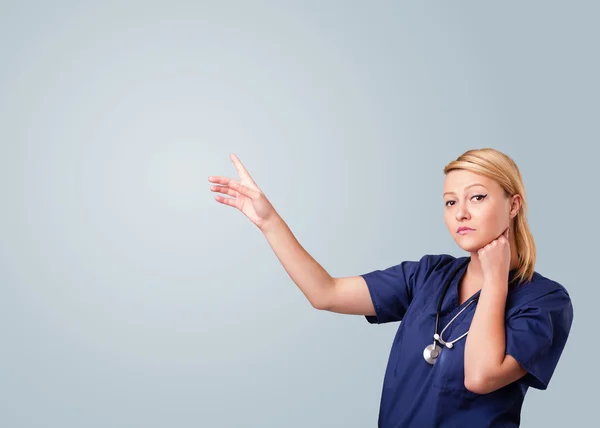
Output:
[208,148,573,427]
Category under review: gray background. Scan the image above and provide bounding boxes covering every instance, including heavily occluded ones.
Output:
[0,1,596,427]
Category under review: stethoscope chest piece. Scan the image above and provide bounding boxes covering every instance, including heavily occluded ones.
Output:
[423,343,442,365]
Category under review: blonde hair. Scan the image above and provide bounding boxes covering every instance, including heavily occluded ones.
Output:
[443,148,536,285]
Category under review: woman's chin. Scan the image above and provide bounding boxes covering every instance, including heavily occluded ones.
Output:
[455,239,484,253]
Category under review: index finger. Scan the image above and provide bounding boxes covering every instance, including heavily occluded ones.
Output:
[230,153,255,182]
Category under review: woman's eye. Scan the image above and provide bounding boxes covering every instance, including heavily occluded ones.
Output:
[445,194,487,207]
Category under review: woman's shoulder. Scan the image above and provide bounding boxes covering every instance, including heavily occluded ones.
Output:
[540,270,570,288]
[522,271,570,297]
[508,270,572,312]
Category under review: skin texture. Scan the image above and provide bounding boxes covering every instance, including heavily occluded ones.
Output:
[443,169,528,394]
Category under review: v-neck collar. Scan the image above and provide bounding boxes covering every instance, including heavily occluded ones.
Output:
[441,257,474,317]
[444,256,520,317]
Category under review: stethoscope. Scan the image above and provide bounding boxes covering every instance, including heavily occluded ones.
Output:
[423,259,478,365]
[422,259,520,365]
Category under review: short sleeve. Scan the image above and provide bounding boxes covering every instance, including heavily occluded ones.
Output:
[505,288,574,390]
[360,254,441,324]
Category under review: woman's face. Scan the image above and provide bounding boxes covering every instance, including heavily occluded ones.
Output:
[443,169,519,253]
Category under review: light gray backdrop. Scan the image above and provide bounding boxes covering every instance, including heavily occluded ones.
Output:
[0,1,596,427]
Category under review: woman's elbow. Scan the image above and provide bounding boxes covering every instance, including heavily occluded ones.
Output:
[464,374,492,395]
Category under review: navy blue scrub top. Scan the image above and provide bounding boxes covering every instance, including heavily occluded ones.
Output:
[361,254,573,428]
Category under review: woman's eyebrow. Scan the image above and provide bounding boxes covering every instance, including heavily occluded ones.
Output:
[443,183,487,196]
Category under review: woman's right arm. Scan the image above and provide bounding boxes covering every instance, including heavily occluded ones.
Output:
[260,214,376,315]
[210,153,375,316]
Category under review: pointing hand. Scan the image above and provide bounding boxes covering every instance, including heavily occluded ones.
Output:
[209,154,278,230]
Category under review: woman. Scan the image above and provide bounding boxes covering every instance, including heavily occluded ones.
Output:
[208,148,573,427]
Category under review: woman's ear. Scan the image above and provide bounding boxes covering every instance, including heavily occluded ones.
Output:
[510,194,522,218]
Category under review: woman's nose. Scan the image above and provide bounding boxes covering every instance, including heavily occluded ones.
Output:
[456,208,470,221]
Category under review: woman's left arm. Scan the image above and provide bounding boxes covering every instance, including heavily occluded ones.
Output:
[463,228,527,394]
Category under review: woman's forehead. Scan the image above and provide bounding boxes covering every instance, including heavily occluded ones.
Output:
[443,170,496,194]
